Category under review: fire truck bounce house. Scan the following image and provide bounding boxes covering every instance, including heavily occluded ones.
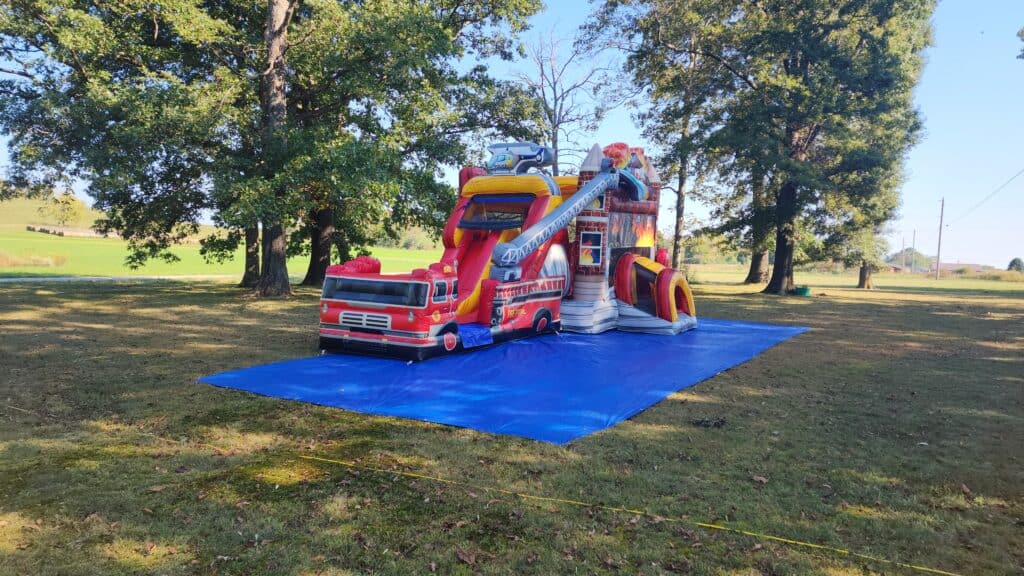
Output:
[318,142,698,361]
[200,141,807,444]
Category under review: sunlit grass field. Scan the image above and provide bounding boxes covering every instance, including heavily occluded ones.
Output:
[690,263,1024,293]
[5,197,1018,292]
[0,198,442,277]
[1,277,1021,575]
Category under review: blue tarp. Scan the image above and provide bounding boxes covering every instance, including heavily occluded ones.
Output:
[458,323,494,348]
[199,319,807,444]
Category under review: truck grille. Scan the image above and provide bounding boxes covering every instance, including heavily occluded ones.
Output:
[339,311,391,331]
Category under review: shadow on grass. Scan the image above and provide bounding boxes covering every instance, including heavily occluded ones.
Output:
[1,281,1022,574]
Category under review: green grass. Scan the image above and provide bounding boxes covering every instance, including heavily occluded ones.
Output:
[1,280,1020,575]
[689,263,1024,294]
[0,197,442,277]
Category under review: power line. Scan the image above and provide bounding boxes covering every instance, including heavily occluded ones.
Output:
[947,165,1024,225]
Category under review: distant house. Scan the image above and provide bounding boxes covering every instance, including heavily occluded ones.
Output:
[935,262,989,273]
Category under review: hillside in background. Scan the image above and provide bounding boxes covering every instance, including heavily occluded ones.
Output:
[0,197,104,230]
[0,197,441,278]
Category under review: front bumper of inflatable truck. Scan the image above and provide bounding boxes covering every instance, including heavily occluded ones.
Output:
[318,325,463,361]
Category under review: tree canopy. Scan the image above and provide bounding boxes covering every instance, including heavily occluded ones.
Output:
[1,0,539,293]
[596,0,933,293]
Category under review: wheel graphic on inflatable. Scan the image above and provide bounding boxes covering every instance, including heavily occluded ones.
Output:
[533,309,552,334]
[442,331,457,351]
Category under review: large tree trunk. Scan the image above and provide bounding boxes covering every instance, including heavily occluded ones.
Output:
[333,230,353,264]
[671,150,688,270]
[745,251,769,284]
[857,261,875,289]
[254,0,294,297]
[744,172,770,284]
[239,226,260,287]
[259,223,290,295]
[301,207,334,286]
[764,180,797,295]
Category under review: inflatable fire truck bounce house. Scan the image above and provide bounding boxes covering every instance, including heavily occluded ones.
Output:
[318,142,697,360]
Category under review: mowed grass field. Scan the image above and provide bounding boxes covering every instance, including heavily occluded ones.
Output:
[0,198,441,277]
[1,277,1021,575]
[4,196,1019,293]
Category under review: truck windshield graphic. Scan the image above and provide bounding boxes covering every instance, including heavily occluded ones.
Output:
[458,194,534,230]
[323,277,428,307]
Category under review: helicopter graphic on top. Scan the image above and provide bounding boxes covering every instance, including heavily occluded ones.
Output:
[484,142,554,174]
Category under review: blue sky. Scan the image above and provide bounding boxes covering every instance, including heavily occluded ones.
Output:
[3,1,1022,266]
[496,0,1024,267]
[892,1,1023,267]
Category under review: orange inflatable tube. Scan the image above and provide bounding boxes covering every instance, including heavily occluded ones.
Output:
[615,253,695,322]
[654,269,695,322]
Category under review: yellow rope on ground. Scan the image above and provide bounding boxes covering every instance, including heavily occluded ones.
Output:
[0,415,964,576]
[299,454,963,576]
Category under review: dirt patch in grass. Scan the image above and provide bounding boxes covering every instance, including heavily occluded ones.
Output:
[1,281,1021,575]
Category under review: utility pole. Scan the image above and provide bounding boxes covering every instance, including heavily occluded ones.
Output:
[901,236,906,271]
[935,198,944,280]
[911,229,916,273]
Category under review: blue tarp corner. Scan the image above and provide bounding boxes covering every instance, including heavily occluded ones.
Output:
[199,318,807,444]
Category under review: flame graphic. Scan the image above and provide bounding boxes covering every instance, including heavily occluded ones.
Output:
[609,214,656,248]
[633,216,656,247]
[602,142,630,169]
[579,247,595,265]
[601,143,653,185]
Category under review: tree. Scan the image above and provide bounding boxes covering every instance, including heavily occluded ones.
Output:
[596,0,934,294]
[743,173,774,283]
[886,247,932,273]
[700,169,775,283]
[838,227,889,289]
[40,191,85,228]
[1,1,539,294]
[585,3,726,269]
[253,0,296,297]
[1009,257,1024,272]
[514,32,612,175]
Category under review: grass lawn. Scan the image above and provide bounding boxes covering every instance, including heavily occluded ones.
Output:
[0,228,441,278]
[1,278,1020,575]
[0,225,440,276]
[0,197,443,278]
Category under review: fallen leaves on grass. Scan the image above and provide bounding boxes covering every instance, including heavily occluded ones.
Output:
[441,520,469,533]
[455,548,477,566]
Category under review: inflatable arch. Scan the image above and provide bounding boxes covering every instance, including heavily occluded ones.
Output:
[614,254,695,323]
